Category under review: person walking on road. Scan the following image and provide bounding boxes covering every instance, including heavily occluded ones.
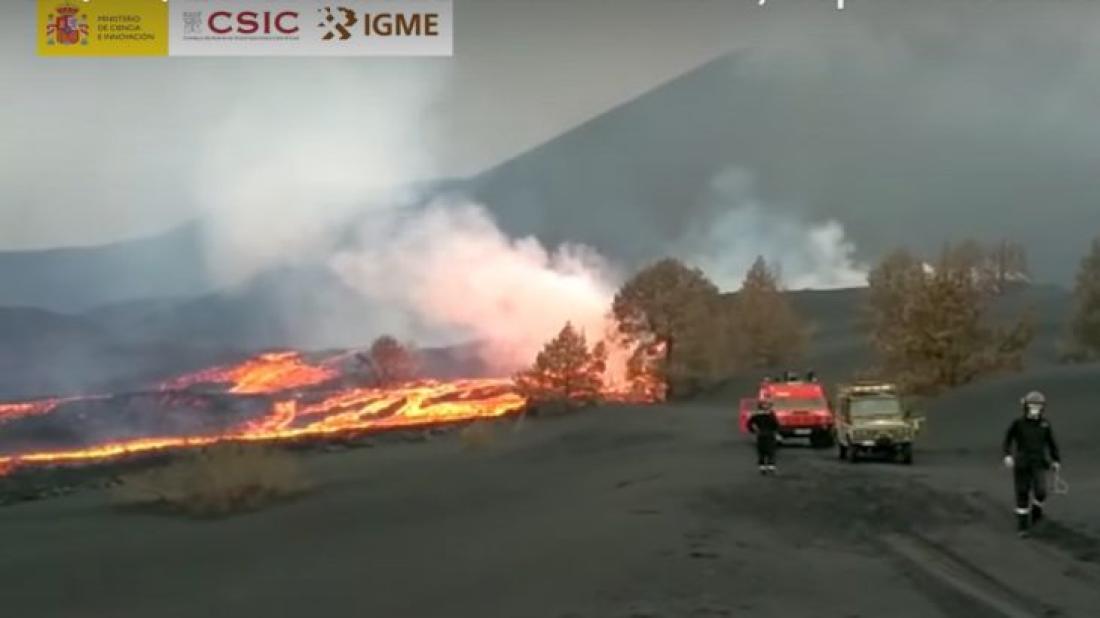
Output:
[1002,390,1062,537]
[749,398,780,475]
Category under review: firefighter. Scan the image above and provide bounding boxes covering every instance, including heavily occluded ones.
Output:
[1002,390,1062,537]
[748,398,780,475]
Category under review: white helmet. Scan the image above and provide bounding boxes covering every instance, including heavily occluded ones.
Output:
[1021,390,1046,418]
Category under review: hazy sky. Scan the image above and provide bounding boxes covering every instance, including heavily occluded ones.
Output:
[1,0,754,249]
[2,0,1099,259]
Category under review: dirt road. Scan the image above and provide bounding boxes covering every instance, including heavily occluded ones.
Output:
[1,396,1097,618]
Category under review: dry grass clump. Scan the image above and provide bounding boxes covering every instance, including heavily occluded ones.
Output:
[112,443,310,517]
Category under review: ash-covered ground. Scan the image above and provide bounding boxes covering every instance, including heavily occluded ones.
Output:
[1,363,1097,618]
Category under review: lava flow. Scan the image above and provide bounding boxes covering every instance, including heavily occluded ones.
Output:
[0,347,663,477]
[0,396,105,424]
[159,351,340,394]
[0,378,525,474]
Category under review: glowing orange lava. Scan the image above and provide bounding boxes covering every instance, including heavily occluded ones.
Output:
[158,351,339,394]
[0,347,664,477]
[0,396,106,424]
[0,378,526,475]
[0,399,62,423]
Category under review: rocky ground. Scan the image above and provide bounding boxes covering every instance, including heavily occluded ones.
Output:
[0,368,1098,618]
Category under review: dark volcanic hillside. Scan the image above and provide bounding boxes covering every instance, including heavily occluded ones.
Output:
[4,48,1097,319]
[462,54,1099,285]
[0,306,244,400]
[0,223,211,313]
[85,265,379,350]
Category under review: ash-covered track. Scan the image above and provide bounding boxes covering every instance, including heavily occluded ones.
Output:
[1,401,1098,618]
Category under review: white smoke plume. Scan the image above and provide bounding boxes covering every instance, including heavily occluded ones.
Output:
[331,200,622,372]
[194,72,867,371]
[195,65,445,286]
[678,168,868,291]
[192,65,627,367]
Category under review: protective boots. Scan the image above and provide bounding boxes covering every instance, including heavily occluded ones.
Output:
[1031,502,1044,525]
[1016,508,1030,537]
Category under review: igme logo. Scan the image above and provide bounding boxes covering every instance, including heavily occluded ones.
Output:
[318,6,357,41]
[316,6,442,41]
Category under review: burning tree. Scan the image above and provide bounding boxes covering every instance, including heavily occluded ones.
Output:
[865,242,1033,393]
[612,258,724,398]
[595,320,668,402]
[729,256,808,368]
[513,322,605,407]
[361,335,420,386]
[1065,237,1100,362]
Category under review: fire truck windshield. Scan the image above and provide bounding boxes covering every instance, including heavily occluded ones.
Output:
[772,397,826,410]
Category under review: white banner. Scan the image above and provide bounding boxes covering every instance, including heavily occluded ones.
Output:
[168,0,453,56]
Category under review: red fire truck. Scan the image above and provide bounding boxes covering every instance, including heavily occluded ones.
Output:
[740,372,834,448]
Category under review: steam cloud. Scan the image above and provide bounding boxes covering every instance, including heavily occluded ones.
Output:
[195,73,867,370]
[677,168,868,291]
[331,200,621,372]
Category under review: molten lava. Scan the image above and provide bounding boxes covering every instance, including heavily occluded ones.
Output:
[0,399,63,423]
[0,378,524,474]
[159,351,339,394]
[0,396,107,424]
[0,346,664,477]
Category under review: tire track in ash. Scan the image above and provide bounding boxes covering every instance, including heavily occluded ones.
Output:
[880,532,1059,618]
[960,489,1100,572]
[797,451,1091,617]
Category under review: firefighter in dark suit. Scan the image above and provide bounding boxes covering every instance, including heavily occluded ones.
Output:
[1002,390,1062,537]
[749,398,780,475]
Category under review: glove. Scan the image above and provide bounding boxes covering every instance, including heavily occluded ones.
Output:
[1003,455,1014,469]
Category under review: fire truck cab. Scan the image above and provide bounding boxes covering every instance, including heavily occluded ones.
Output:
[740,371,834,448]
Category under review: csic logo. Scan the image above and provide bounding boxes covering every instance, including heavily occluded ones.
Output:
[202,10,300,36]
[45,3,89,47]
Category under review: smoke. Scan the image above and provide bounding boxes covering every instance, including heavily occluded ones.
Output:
[191,67,867,369]
[191,63,628,366]
[195,65,445,286]
[677,168,868,291]
[331,199,621,372]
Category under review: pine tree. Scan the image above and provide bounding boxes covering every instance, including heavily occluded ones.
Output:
[731,256,808,368]
[612,258,721,397]
[513,323,603,405]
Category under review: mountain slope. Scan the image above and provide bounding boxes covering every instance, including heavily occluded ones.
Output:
[462,52,1098,284]
[0,222,211,313]
[0,306,240,399]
